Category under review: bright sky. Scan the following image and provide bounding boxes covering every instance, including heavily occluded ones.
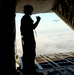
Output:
[15,12,74,56]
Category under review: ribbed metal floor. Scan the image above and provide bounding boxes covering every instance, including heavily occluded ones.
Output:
[35,52,74,75]
[16,52,74,75]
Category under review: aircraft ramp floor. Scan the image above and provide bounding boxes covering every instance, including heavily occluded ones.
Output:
[16,52,74,75]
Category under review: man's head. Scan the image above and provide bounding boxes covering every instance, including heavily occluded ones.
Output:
[23,5,34,15]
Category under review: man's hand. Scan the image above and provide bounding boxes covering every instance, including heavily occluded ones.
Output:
[36,16,41,21]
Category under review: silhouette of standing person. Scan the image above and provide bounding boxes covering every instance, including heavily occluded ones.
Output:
[20,5,41,75]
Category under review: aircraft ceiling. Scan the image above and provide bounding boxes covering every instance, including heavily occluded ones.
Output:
[16,0,58,14]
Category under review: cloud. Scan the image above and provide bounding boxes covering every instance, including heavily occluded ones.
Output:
[36,31,74,55]
[16,29,74,56]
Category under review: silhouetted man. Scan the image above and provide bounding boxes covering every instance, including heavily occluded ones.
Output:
[20,5,41,75]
